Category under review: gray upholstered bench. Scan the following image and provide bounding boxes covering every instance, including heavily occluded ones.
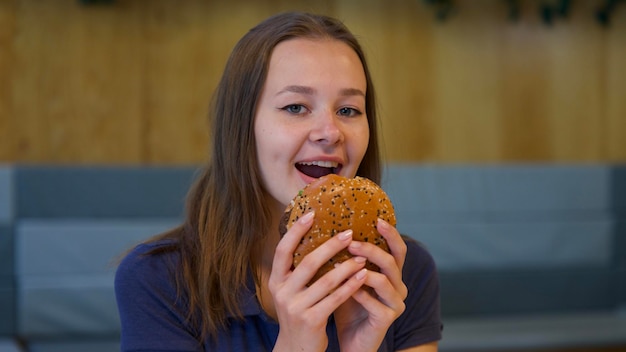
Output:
[0,164,624,351]
[383,165,626,351]
[0,166,195,351]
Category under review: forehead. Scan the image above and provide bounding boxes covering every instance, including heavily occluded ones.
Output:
[266,38,366,88]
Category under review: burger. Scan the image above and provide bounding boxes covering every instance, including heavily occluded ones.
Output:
[279,174,396,284]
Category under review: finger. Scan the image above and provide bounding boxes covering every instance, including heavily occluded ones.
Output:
[302,256,367,309]
[274,258,367,325]
[313,266,368,316]
[364,270,407,309]
[347,240,406,298]
[377,218,407,271]
[272,211,315,278]
[351,287,405,327]
[353,272,406,319]
[290,229,355,288]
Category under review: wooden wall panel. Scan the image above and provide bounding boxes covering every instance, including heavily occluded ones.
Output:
[141,0,218,164]
[0,0,16,162]
[543,1,606,161]
[10,0,144,163]
[0,0,624,164]
[606,4,626,161]
[430,1,504,162]
[499,2,552,161]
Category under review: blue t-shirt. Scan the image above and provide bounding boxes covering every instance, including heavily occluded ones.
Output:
[115,236,442,351]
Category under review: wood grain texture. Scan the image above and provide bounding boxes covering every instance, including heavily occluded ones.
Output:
[0,0,16,161]
[606,2,626,161]
[0,0,624,164]
[10,0,144,163]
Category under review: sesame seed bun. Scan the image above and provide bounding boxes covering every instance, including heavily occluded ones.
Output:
[279,174,396,284]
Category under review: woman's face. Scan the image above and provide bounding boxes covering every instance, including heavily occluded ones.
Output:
[255,38,370,210]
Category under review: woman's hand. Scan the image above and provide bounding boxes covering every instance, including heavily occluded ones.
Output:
[333,218,409,352]
[269,211,368,352]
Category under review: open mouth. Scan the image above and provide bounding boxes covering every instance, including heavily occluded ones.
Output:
[296,161,341,179]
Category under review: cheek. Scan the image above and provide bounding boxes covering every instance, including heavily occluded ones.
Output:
[255,123,294,179]
[255,127,280,196]
[254,120,271,166]
[256,128,275,167]
[256,125,284,158]
[254,114,273,151]
[351,124,370,158]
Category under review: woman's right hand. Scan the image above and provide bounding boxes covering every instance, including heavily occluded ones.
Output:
[269,211,368,352]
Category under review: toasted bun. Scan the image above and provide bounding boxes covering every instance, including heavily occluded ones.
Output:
[279,174,396,284]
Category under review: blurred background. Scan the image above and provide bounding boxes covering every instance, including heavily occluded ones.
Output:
[1,0,625,164]
[0,0,625,351]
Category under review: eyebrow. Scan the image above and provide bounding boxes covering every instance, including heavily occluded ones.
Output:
[276,85,365,97]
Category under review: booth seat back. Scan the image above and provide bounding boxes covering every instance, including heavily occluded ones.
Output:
[1,166,197,351]
[383,165,626,317]
[0,164,624,351]
[0,168,14,339]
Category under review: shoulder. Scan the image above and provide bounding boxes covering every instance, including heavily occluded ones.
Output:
[400,235,440,315]
[387,236,442,348]
[402,235,437,275]
[115,239,180,295]
[117,238,179,270]
[115,240,203,349]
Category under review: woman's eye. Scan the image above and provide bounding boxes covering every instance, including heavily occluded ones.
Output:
[282,104,306,114]
[338,107,361,117]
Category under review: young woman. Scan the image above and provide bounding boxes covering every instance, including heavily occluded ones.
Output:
[115,11,442,352]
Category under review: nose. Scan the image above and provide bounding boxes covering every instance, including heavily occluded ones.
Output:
[309,110,344,145]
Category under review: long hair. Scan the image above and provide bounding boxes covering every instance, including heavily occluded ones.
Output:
[157,11,381,341]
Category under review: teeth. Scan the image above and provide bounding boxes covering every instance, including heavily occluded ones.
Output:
[298,160,339,168]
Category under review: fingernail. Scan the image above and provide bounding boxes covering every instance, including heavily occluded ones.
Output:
[339,230,353,241]
[356,268,367,280]
[349,241,362,249]
[354,256,366,263]
[377,218,390,230]
[300,211,314,224]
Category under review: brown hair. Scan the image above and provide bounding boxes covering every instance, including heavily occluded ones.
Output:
[156,11,381,341]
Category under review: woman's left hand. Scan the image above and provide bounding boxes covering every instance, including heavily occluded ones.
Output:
[333,218,408,352]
